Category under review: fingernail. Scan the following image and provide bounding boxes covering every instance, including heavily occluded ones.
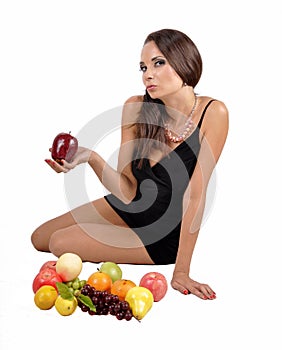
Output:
[183,289,189,295]
[45,159,50,164]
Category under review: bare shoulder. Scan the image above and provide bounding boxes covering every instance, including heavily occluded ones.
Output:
[200,96,228,115]
[124,95,144,104]
[122,95,144,127]
[197,97,229,163]
[209,98,228,119]
[200,97,229,134]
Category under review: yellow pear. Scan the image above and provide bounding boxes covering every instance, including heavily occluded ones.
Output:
[55,295,77,316]
[125,286,154,320]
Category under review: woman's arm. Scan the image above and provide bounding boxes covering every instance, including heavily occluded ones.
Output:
[171,100,229,299]
[87,96,143,203]
[46,96,143,203]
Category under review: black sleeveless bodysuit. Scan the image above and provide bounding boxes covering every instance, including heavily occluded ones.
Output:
[105,100,215,264]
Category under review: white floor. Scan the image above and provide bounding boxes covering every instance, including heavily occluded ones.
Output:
[1,1,281,349]
[1,193,281,349]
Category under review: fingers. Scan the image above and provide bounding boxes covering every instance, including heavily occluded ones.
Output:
[203,285,216,300]
[44,159,69,173]
[171,280,191,295]
[183,289,191,295]
[61,159,76,170]
[44,158,77,173]
[190,283,216,300]
[172,279,216,300]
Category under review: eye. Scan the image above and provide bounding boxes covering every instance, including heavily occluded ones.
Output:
[139,65,147,73]
[155,59,166,67]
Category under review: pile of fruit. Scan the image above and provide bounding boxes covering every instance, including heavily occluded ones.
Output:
[33,253,168,321]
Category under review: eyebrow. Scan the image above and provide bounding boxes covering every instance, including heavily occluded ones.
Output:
[139,56,165,65]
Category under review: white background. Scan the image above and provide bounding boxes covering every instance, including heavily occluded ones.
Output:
[0,0,281,349]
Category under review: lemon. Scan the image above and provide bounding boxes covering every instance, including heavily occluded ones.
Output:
[55,295,78,316]
[34,285,58,310]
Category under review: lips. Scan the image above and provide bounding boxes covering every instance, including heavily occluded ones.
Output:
[146,85,157,91]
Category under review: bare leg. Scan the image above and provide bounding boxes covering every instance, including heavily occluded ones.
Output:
[48,223,154,264]
[31,197,132,252]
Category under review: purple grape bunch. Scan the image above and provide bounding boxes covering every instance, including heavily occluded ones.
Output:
[79,284,133,321]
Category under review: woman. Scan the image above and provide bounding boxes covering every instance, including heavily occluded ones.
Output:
[31,29,229,300]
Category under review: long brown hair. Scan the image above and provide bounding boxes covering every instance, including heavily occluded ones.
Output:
[135,29,202,168]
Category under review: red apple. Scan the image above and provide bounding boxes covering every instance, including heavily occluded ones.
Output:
[51,132,78,164]
[39,260,57,272]
[32,268,63,293]
[139,272,168,302]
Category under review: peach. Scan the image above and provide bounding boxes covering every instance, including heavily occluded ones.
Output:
[56,253,82,282]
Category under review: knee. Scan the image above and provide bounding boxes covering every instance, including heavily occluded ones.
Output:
[49,230,69,257]
[31,226,47,252]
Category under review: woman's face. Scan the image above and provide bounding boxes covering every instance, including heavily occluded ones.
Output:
[140,41,183,99]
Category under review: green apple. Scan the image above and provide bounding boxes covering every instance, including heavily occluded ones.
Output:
[99,262,122,282]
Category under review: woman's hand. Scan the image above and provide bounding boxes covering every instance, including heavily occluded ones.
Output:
[171,271,216,300]
[45,146,92,173]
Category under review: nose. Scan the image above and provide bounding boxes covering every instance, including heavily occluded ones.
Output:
[143,66,154,80]
[143,71,154,83]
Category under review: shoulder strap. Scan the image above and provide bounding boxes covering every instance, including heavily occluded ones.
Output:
[197,99,216,129]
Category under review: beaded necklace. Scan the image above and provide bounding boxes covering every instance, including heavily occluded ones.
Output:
[164,95,198,143]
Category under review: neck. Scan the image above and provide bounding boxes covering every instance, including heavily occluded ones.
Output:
[163,88,196,125]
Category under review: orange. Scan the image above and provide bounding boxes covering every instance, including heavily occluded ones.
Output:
[111,279,136,301]
[87,271,112,292]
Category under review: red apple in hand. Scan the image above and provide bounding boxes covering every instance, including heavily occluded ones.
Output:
[51,132,78,164]
[139,272,168,302]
